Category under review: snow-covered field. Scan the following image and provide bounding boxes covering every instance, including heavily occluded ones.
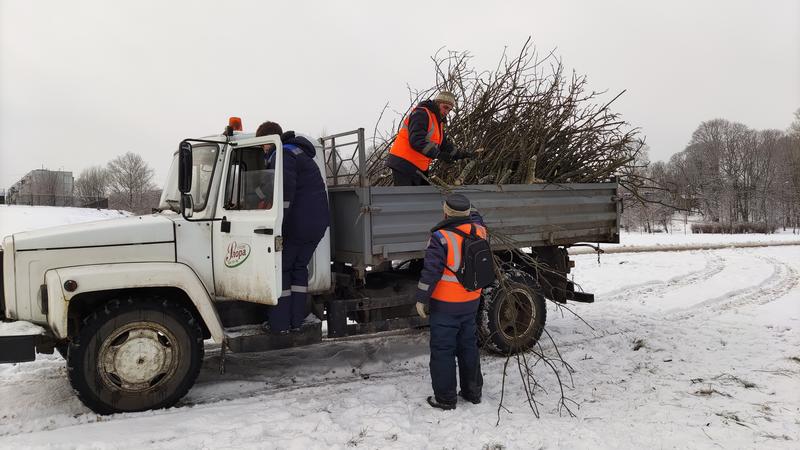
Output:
[1,211,798,449]
[616,228,799,246]
[582,215,800,254]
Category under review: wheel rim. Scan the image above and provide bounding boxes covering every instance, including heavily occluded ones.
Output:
[497,287,535,342]
[98,321,180,393]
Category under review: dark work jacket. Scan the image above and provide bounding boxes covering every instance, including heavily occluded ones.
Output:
[385,100,456,176]
[415,211,486,315]
[268,132,330,244]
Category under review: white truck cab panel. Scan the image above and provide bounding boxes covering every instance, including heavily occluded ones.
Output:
[46,263,225,342]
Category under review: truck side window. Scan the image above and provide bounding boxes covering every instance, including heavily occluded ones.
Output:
[224,146,275,210]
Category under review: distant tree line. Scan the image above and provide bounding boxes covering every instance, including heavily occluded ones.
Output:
[623,109,800,233]
[75,152,160,215]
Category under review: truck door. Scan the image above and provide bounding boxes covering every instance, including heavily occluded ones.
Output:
[212,136,284,304]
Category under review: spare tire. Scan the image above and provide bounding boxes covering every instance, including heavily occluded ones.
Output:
[479,277,546,355]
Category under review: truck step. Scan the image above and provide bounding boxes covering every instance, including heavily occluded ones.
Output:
[567,291,595,303]
[224,321,322,353]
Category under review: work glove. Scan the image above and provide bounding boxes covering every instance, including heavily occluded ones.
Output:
[452,149,469,161]
[415,302,429,319]
[453,148,485,161]
[438,150,454,163]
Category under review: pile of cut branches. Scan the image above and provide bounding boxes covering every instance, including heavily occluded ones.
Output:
[368,38,645,187]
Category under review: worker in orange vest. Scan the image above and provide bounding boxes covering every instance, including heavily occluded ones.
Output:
[415,194,486,410]
[386,91,469,186]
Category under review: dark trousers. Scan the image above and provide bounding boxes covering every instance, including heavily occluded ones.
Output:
[391,168,429,186]
[268,240,318,332]
[429,310,483,404]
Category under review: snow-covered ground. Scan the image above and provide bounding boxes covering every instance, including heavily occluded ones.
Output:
[612,228,800,248]
[601,215,800,252]
[1,221,798,448]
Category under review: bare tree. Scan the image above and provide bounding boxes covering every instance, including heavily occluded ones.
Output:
[789,108,800,137]
[107,152,155,214]
[657,113,800,233]
[74,166,109,207]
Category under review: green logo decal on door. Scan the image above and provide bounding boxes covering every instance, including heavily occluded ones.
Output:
[224,241,251,268]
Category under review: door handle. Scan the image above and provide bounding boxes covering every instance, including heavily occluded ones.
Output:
[253,228,273,235]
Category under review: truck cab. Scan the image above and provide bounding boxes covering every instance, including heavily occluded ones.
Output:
[160,127,332,306]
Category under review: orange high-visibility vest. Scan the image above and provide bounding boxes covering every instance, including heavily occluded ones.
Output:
[388,106,443,171]
[431,223,488,302]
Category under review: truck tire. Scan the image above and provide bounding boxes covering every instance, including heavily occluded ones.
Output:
[479,277,546,355]
[67,296,204,415]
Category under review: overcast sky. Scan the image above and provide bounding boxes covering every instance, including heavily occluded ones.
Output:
[1,0,798,188]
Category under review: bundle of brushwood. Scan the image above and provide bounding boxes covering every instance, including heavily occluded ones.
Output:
[368,38,645,188]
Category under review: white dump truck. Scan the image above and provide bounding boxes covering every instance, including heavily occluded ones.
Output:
[1,120,620,414]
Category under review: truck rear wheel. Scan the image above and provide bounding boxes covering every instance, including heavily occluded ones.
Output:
[67,297,204,415]
[479,278,546,355]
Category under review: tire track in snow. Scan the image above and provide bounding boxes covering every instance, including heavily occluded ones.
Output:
[668,255,799,320]
[599,251,726,304]
[496,252,727,352]
[0,360,427,438]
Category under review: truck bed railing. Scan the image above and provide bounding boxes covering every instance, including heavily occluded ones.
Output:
[320,128,367,187]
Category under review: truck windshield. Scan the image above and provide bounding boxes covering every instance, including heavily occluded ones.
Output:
[160,144,219,212]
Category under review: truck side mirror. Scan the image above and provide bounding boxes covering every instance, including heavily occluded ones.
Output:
[178,141,193,194]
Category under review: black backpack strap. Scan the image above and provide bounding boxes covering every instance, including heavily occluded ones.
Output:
[448,228,470,239]
[448,225,478,239]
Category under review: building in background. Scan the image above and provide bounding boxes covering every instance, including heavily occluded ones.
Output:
[8,169,75,206]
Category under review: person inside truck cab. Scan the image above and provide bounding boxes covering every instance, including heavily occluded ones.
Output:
[255,121,330,334]
[385,91,473,186]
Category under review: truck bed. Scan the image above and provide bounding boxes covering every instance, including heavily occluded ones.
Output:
[328,182,620,267]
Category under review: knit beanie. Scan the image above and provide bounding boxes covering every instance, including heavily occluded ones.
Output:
[443,194,471,217]
[433,91,456,108]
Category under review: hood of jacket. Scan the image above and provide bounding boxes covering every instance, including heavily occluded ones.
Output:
[281,131,316,158]
[430,216,473,233]
[416,100,446,125]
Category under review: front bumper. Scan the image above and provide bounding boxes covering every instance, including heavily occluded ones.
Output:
[0,320,52,364]
[0,333,37,363]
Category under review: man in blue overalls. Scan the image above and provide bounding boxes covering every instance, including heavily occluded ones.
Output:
[256,121,330,334]
[415,194,486,410]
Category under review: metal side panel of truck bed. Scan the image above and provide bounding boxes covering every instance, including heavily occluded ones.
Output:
[329,181,620,267]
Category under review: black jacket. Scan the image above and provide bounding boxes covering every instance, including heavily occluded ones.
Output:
[268,131,330,244]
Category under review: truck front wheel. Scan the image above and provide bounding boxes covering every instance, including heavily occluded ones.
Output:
[479,279,546,355]
[67,297,204,415]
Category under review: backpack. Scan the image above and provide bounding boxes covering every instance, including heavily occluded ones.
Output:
[447,224,495,291]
